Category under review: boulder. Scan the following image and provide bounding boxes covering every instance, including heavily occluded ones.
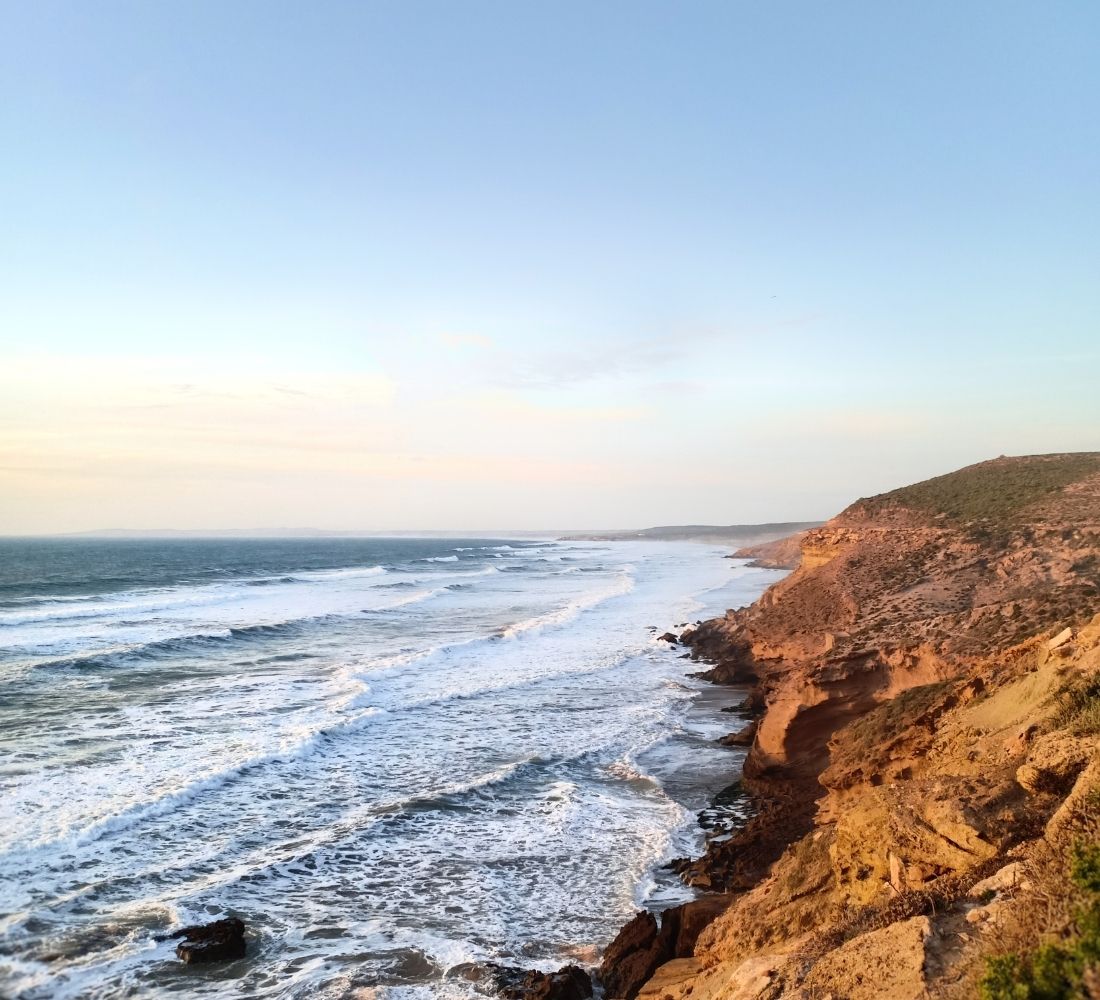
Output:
[1048,627,1074,651]
[159,917,246,964]
[968,861,1027,900]
[636,958,703,999]
[1016,734,1091,795]
[658,633,679,645]
[456,963,592,1000]
[803,916,932,999]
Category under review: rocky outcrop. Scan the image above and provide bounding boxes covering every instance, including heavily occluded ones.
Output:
[598,912,666,1000]
[455,963,593,1000]
[802,915,933,999]
[597,897,732,999]
[718,720,757,747]
[689,453,1100,805]
[731,532,809,570]
[602,454,1100,1000]
[159,917,246,964]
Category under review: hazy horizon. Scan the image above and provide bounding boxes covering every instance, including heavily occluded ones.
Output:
[4,519,823,540]
[3,3,1098,533]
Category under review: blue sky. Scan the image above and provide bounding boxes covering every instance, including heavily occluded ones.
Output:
[1,2,1098,531]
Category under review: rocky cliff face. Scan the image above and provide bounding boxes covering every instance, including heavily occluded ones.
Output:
[730,533,810,571]
[612,454,1100,999]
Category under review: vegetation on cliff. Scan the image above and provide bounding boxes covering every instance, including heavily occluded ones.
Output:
[981,836,1100,999]
[858,453,1100,528]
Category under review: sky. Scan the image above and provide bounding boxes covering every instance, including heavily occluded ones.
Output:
[1,1,1098,533]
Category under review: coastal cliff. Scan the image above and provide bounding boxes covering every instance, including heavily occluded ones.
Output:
[604,453,1100,999]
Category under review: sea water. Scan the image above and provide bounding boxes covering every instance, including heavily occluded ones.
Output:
[0,537,783,999]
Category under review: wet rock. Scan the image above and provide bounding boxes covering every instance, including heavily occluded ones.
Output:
[159,917,246,964]
[454,962,592,1000]
[658,632,679,644]
[718,721,758,747]
[598,898,731,999]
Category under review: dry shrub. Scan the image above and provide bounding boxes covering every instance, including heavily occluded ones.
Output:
[978,789,1100,998]
[1052,678,1100,735]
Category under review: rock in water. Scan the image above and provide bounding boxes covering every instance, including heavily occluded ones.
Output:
[454,962,592,1000]
[718,720,758,746]
[499,965,592,1000]
[657,632,679,644]
[163,917,247,964]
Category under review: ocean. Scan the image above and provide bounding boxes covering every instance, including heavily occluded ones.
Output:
[0,537,782,999]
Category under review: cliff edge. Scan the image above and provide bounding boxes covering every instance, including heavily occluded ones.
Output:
[613,453,1100,999]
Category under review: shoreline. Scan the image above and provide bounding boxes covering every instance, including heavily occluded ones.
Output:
[591,617,786,1000]
[633,669,757,912]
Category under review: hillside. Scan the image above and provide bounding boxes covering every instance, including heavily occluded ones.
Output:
[601,453,1100,999]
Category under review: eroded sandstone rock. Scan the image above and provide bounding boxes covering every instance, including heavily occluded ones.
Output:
[1016,733,1092,795]
[598,911,663,1000]
[803,916,932,999]
[619,458,1100,1000]
[598,898,731,1000]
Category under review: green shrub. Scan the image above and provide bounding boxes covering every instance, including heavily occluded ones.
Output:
[980,843,1100,998]
[1071,843,1100,896]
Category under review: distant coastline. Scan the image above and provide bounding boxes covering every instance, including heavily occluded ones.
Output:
[558,522,822,545]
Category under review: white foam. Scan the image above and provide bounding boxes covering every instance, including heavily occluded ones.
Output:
[1,704,384,858]
[498,570,635,639]
[0,539,783,1000]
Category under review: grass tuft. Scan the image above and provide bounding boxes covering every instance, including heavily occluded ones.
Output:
[1051,676,1100,736]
